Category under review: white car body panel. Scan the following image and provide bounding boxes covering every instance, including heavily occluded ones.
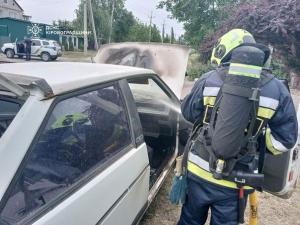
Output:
[0,63,155,96]
[32,144,149,225]
[99,167,150,225]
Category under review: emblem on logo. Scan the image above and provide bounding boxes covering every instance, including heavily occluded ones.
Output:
[27,24,43,38]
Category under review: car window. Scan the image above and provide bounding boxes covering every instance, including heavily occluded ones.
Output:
[53,42,60,47]
[0,97,22,139]
[32,40,41,46]
[128,77,177,114]
[42,41,49,46]
[0,84,132,224]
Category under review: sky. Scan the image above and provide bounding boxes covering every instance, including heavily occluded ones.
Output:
[17,0,185,37]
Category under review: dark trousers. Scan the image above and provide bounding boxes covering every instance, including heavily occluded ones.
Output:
[177,173,248,225]
[25,47,31,61]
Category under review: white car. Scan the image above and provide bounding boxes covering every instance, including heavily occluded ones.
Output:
[1,39,62,62]
[0,44,299,225]
[0,62,190,225]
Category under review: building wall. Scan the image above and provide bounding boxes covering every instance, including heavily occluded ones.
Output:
[0,0,25,20]
[0,18,84,50]
[0,18,30,41]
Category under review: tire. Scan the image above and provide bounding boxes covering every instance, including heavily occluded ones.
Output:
[41,52,51,62]
[5,49,15,58]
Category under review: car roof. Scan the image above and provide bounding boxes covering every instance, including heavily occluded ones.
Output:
[0,62,155,96]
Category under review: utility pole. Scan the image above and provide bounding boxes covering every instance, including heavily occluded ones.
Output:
[108,0,115,43]
[83,0,88,55]
[162,20,165,43]
[148,11,154,43]
[87,0,99,50]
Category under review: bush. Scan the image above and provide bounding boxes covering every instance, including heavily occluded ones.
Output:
[271,59,288,79]
[187,53,212,80]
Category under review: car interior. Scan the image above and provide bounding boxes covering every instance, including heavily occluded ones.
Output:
[16,42,26,54]
[128,78,178,188]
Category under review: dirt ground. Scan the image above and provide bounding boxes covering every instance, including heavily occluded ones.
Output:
[140,174,300,225]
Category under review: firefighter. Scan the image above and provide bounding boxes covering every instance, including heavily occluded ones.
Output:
[177,29,298,225]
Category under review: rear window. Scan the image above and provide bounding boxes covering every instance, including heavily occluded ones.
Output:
[0,97,22,138]
[53,41,60,47]
[42,41,49,46]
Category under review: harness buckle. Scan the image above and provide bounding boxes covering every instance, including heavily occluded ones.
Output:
[213,159,225,180]
[249,88,260,101]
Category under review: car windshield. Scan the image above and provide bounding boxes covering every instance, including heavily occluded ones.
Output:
[0,96,23,139]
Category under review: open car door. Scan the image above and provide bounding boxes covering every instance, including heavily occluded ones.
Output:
[93,43,190,99]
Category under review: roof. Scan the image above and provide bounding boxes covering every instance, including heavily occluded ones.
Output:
[0,62,155,96]
[13,0,24,12]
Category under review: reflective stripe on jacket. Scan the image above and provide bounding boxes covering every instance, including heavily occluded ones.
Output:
[181,67,298,189]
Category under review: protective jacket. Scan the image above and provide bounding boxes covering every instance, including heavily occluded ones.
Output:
[181,67,298,189]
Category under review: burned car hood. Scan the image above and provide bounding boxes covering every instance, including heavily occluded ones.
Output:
[93,43,190,99]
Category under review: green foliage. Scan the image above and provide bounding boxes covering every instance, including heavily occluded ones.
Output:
[53,20,75,31]
[170,27,175,44]
[113,9,136,42]
[271,59,288,79]
[187,53,212,80]
[158,0,239,48]
[126,22,162,42]
[73,0,162,45]
[163,34,171,43]
[73,0,135,44]
[126,23,149,42]
[151,24,162,42]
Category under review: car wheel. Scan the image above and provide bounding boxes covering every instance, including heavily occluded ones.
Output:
[41,52,51,62]
[5,49,15,58]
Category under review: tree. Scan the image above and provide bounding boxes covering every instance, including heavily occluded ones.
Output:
[158,0,239,47]
[126,22,162,42]
[200,0,300,72]
[170,27,175,44]
[163,34,171,44]
[113,9,136,42]
[73,0,136,45]
[53,20,75,31]
[151,24,162,42]
[126,23,148,42]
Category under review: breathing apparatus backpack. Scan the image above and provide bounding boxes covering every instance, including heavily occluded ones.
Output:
[199,45,273,186]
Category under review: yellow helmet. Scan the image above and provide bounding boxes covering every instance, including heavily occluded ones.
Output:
[211,29,256,66]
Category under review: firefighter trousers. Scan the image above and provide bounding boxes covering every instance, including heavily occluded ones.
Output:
[177,173,248,225]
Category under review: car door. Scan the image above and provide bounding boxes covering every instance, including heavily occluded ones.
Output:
[31,40,42,55]
[0,82,149,225]
[123,75,189,199]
